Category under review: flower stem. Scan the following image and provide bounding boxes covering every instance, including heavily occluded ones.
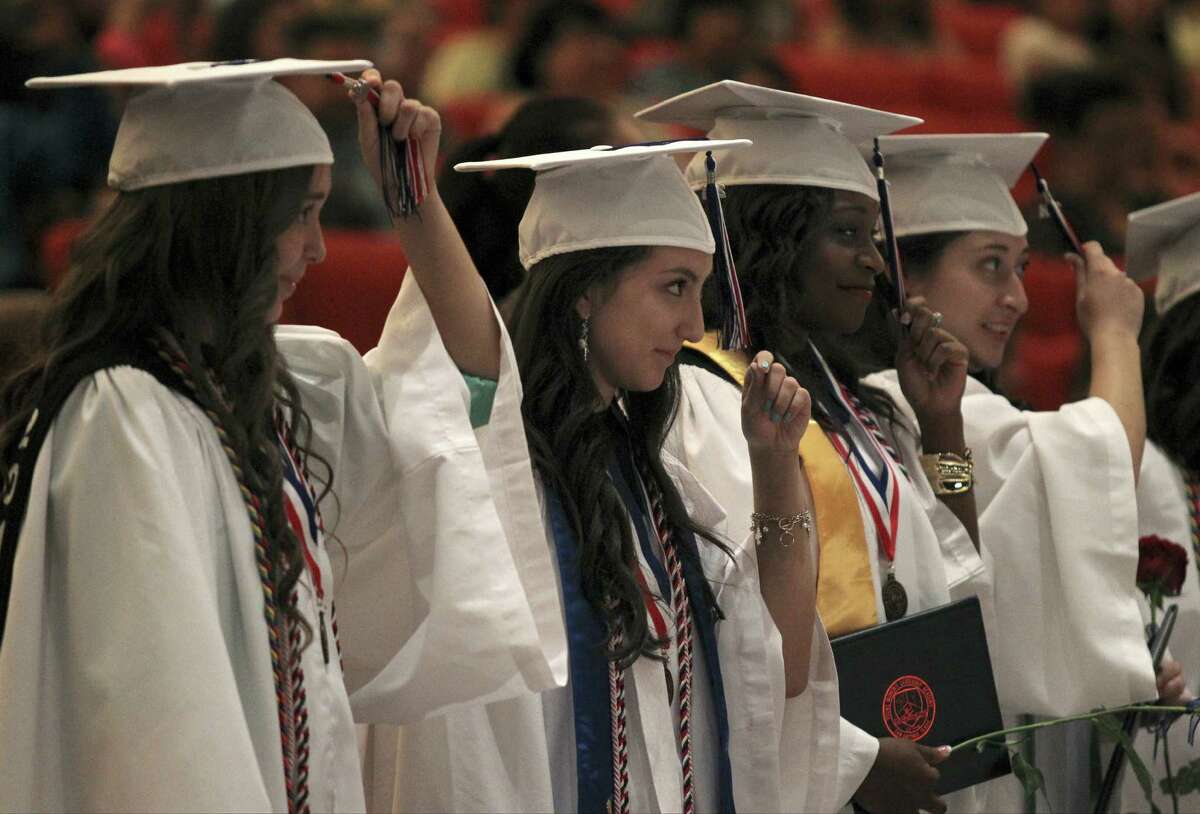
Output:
[950,704,1191,754]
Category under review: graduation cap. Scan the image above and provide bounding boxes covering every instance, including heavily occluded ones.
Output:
[26,58,372,190]
[874,133,1049,238]
[456,139,753,348]
[1126,191,1200,316]
[635,80,922,199]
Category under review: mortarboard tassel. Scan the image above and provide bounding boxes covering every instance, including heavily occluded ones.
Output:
[872,138,907,321]
[327,72,428,219]
[700,151,750,351]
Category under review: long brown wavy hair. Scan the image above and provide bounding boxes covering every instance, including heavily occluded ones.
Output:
[0,166,327,640]
[508,246,726,667]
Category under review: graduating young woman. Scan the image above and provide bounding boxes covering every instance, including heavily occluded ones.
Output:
[0,62,564,812]
[638,81,977,814]
[857,134,1162,811]
[382,140,823,813]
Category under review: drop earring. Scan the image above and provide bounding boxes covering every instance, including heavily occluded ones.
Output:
[579,317,590,362]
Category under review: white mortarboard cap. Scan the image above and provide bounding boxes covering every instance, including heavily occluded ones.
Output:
[634,80,921,200]
[455,139,750,269]
[26,58,372,190]
[877,133,1048,238]
[1126,192,1200,315]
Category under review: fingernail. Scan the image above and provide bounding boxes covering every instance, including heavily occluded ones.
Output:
[763,400,772,412]
[771,412,781,423]
[939,745,952,756]
[900,311,912,326]
[760,360,770,371]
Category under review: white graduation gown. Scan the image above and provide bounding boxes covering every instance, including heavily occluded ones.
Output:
[670,365,978,812]
[866,370,1159,812]
[0,274,565,813]
[1119,442,1200,813]
[383,447,823,813]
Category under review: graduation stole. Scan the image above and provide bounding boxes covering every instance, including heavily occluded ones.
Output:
[680,333,878,636]
[276,414,341,668]
[542,415,735,814]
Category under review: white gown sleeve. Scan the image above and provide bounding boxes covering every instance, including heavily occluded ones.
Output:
[0,370,277,812]
[866,371,1157,714]
[668,365,847,812]
[275,272,566,724]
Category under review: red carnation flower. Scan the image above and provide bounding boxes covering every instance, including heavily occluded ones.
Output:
[1137,534,1189,599]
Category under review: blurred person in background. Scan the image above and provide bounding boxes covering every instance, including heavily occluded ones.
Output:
[373,0,437,102]
[93,0,210,69]
[422,0,538,107]
[1001,0,1098,92]
[439,96,640,311]
[284,8,394,230]
[811,0,951,54]
[209,0,308,62]
[0,0,116,289]
[630,0,766,102]
[1020,66,1162,255]
[510,1,628,104]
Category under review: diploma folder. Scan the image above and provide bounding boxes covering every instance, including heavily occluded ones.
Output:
[831,596,1012,793]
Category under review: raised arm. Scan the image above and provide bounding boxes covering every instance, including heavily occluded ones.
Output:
[1073,241,1146,479]
[742,350,817,697]
[353,69,501,379]
[895,296,980,550]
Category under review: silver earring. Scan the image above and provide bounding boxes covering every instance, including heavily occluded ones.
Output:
[579,317,590,362]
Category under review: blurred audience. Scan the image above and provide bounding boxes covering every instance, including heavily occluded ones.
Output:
[439,96,639,309]
[510,1,627,102]
[810,0,953,54]
[422,0,538,106]
[1020,65,1162,255]
[1001,0,1097,91]
[630,0,768,101]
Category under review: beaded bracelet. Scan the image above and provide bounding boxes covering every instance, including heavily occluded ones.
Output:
[751,510,813,548]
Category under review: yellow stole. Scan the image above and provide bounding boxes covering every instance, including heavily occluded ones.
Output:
[685,333,879,636]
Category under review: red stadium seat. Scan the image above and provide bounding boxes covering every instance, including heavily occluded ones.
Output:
[280,229,409,355]
[919,57,1013,114]
[934,2,1022,59]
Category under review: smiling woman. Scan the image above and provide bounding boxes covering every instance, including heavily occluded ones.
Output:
[862,132,1159,811]
[382,139,823,814]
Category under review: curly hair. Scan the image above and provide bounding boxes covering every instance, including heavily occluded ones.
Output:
[509,245,725,666]
[716,183,900,431]
[1144,292,1200,473]
[0,166,328,642]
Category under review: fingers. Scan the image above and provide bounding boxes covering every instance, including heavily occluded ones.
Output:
[917,743,952,765]
[1157,658,1187,703]
[743,351,809,424]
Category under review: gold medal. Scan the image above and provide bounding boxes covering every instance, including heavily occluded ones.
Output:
[882,570,908,621]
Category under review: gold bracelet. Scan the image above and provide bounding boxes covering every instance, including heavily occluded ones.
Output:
[920,448,974,495]
[750,510,813,548]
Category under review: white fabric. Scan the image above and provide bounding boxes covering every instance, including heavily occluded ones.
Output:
[453,140,748,269]
[868,371,1160,811]
[26,59,370,190]
[634,80,921,200]
[0,274,566,812]
[1120,443,1200,812]
[1126,190,1200,315]
[375,450,817,812]
[668,365,976,811]
[877,133,1048,238]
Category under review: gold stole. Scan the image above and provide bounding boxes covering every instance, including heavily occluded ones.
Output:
[685,334,879,636]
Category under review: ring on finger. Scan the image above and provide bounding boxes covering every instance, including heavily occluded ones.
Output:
[930,311,944,328]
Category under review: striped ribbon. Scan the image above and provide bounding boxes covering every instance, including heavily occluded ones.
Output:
[809,344,906,563]
[151,334,311,814]
[1185,470,1200,584]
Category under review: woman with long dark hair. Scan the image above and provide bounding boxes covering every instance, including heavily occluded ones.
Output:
[639,82,982,814]
[384,140,822,813]
[858,133,1164,812]
[0,62,564,811]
